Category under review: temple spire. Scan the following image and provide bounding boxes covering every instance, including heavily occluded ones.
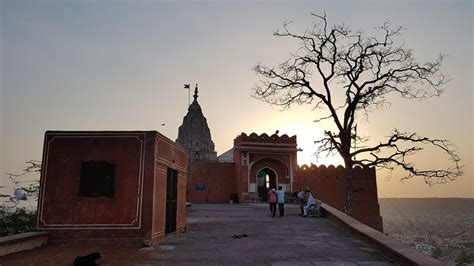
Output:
[193,84,199,101]
[176,83,217,161]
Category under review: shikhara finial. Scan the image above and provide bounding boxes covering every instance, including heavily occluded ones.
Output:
[194,84,199,100]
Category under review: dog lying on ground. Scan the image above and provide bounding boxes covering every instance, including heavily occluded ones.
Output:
[73,252,101,266]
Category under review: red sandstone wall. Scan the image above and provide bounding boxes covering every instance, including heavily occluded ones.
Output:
[37,131,187,243]
[232,132,298,202]
[176,171,187,232]
[186,162,236,203]
[151,134,188,244]
[37,132,151,240]
[233,149,248,202]
[294,164,383,231]
[152,165,167,243]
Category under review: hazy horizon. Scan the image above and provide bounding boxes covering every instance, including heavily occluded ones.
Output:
[378,197,474,199]
[1,0,472,198]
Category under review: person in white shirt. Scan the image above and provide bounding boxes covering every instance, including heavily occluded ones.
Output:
[302,191,316,217]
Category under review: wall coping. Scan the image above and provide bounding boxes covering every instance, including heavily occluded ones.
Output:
[0,232,48,245]
[321,203,443,266]
[0,231,49,257]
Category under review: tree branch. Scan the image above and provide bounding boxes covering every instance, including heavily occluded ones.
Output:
[352,130,462,185]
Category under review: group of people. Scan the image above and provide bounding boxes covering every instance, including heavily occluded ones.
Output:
[267,187,319,217]
[267,186,285,217]
[296,188,318,217]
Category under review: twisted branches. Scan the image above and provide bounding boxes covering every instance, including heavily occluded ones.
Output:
[1,160,41,207]
[352,130,462,185]
[253,13,460,213]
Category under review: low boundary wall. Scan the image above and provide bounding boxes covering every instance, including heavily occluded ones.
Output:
[321,203,442,265]
[0,232,49,257]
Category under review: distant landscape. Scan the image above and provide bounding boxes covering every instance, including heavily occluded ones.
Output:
[379,198,474,264]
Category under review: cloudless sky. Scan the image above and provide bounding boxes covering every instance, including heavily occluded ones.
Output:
[1,0,472,198]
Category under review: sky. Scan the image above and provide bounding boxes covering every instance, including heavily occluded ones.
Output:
[1,0,472,199]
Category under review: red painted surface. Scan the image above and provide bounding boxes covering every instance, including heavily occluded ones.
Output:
[249,157,289,185]
[186,162,236,203]
[37,131,187,244]
[234,132,298,201]
[187,133,298,203]
[294,164,383,231]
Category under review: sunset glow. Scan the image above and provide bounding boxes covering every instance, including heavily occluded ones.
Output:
[1,1,472,198]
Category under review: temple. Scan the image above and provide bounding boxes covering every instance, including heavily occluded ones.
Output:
[179,86,383,231]
[176,85,217,161]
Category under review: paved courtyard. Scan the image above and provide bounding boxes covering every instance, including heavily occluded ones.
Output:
[147,204,393,265]
[0,204,393,265]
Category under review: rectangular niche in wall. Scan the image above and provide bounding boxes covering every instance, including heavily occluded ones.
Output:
[79,161,116,198]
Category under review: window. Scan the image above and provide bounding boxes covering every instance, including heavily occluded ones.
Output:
[241,152,249,166]
[79,161,115,198]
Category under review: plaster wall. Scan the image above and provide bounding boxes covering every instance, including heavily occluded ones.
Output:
[294,164,383,231]
[186,162,236,203]
[37,131,187,244]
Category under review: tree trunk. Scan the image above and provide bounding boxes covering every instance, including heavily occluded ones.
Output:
[342,151,354,215]
[340,130,354,215]
[344,169,354,215]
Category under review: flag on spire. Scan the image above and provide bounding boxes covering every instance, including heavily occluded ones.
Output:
[184,83,191,106]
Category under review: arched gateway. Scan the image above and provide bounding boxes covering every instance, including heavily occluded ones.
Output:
[230,132,297,203]
[185,132,297,204]
[255,167,277,201]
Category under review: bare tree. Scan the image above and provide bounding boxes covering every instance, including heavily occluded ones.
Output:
[1,160,41,207]
[253,13,462,214]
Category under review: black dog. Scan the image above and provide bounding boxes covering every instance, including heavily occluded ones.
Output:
[232,234,248,239]
[73,252,101,266]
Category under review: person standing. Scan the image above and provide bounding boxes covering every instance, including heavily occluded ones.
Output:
[297,188,305,216]
[276,186,285,217]
[267,188,277,217]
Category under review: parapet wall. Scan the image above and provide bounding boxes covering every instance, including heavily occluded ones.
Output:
[234,132,297,146]
[294,164,383,231]
[321,203,442,265]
